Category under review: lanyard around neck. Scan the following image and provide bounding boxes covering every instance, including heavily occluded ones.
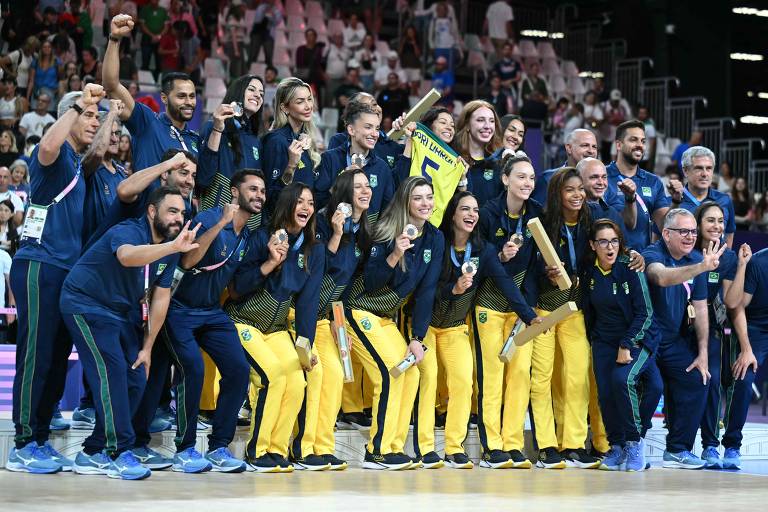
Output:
[450,242,472,268]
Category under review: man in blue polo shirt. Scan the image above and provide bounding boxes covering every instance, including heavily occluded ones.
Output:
[643,208,725,469]
[6,85,103,475]
[57,186,198,480]
[607,120,670,251]
[667,146,736,247]
[315,103,394,222]
[103,15,203,172]
[161,169,266,473]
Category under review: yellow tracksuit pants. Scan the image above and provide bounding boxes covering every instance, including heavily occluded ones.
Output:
[290,319,345,457]
[345,309,418,455]
[237,323,306,459]
[199,350,219,410]
[530,309,590,450]
[414,325,473,456]
[471,307,533,453]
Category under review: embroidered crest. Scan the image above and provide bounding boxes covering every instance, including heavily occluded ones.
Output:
[470,256,480,269]
[423,249,432,263]
[386,155,395,167]
[241,329,252,341]
[238,249,245,261]
[622,282,630,294]
[708,272,719,283]
[371,246,378,257]
[370,174,378,187]
[297,254,305,269]
[297,159,306,169]
[272,168,280,178]
[157,263,167,275]
[253,147,259,160]
[104,184,111,195]
[191,141,198,152]
[612,283,617,295]
[478,311,488,323]
[642,186,652,197]
[361,317,372,330]
[589,278,595,290]
[495,228,505,237]
[483,170,493,181]
[355,245,362,258]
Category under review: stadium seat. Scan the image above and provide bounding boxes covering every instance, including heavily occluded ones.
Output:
[249,62,267,77]
[285,0,305,17]
[542,58,562,76]
[276,65,293,78]
[204,77,227,98]
[307,16,328,36]
[464,34,482,52]
[567,76,587,95]
[306,1,324,19]
[137,70,158,92]
[288,31,307,49]
[273,46,292,67]
[518,40,539,59]
[274,30,289,47]
[550,75,567,96]
[561,60,580,78]
[286,15,306,33]
[204,58,227,80]
[538,41,556,59]
[327,18,345,36]
[467,50,487,71]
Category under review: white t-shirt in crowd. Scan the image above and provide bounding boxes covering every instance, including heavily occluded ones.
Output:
[6,50,33,89]
[486,1,514,39]
[19,111,56,139]
[0,248,11,306]
[0,190,24,215]
[325,45,351,80]
[343,25,367,51]
[374,65,407,88]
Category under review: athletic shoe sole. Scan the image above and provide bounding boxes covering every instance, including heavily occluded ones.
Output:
[361,460,411,470]
[246,464,282,473]
[662,461,705,470]
[70,421,96,430]
[293,462,331,471]
[171,464,212,473]
[599,463,626,471]
[328,462,348,471]
[626,465,647,472]
[138,461,173,470]
[445,460,474,469]
[422,460,444,469]
[510,460,532,469]
[6,462,62,474]
[565,460,601,469]
[107,469,151,480]
[209,464,247,473]
[536,460,567,469]
[479,460,514,469]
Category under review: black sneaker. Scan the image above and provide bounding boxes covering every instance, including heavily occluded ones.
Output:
[320,453,348,471]
[561,448,601,469]
[291,453,331,471]
[537,447,566,469]
[507,449,532,469]
[404,453,422,470]
[445,452,474,469]
[435,412,446,429]
[362,450,411,471]
[589,446,606,459]
[421,451,444,469]
[245,453,280,473]
[339,412,372,430]
[267,452,294,473]
[479,449,513,469]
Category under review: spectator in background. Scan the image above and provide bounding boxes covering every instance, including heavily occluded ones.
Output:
[118,39,139,82]
[262,66,280,113]
[398,25,422,96]
[18,93,54,138]
[520,60,549,106]
[324,32,351,107]
[428,2,461,70]
[169,0,197,36]
[0,133,20,169]
[223,0,248,81]
[342,13,367,52]
[0,36,40,98]
[0,79,28,131]
[730,176,752,229]
[51,25,77,66]
[582,90,603,143]
[335,63,364,128]
[250,0,283,68]
[0,165,24,226]
[374,51,407,92]
[139,0,169,78]
[178,20,204,85]
[492,42,522,92]
[295,28,326,96]
[0,199,20,257]
[158,20,181,75]
[356,34,383,92]
[637,104,657,171]
[563,102,585,141]
[484,0,514,58]
[126,80,160,113]
[79,47,101,84]
[717,161,734,194]
[58,61,78,97]
[27,39,60,107]
[9,159,31,204]
[485,72,513,116]
[377,72,410,125]
[71,0,93,55]
[600,89,632,160]
[431,55,455,107]
[591,76,609,102]
[671,131,703,170]
[35,7,61,41]
[117,134,133,175]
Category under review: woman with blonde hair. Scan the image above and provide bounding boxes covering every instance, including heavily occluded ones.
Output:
[453,100,503,207]
[262,78,322,212]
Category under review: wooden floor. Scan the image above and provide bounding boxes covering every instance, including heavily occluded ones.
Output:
[2,464,768,512]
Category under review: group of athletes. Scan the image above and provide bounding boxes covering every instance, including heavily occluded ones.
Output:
[6,14,767,480]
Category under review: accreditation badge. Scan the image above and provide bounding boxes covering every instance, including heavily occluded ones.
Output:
[20,203,49,243]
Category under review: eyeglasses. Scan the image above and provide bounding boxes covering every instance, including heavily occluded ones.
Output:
[667,227,698,238]
[594,238,620,249]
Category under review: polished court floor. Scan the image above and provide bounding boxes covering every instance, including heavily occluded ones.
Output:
[2,463,767,512]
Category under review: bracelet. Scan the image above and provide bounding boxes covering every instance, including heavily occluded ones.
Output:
[109,35,121,43]
[411,336,423,343]
[70,103,84,115]
[457,178,468,187]
[625,194,636,203]
[212,127,224,133]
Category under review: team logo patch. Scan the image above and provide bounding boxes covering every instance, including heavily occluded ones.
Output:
[157,263,167,275]
[478,311,488,323]
[104,184,111,195]
[370,174,378,187]
[297,160,306,169]
[371,246,379,257]
[253,147,259,160]
[191,141,198,152]
[622,282,630,294]
[272,168,280,178]
[241,329,252,341]
[495,228,505,237]
[297,254,305,269]
[238,249,245,261]
[589,278,595,290]
[642,186,652,197]
[423,249,432,263]
[355,245,362,258]
[361,317,372,330]
[387,155,395,167]
[291,320,296,330]
[470,256,480,269]
[525,228,532,238]
[612,283,617,295]
[708,272,719,283]
[483,170,493,181]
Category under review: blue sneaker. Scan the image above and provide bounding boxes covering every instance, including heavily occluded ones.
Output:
[132,446,173,470]
[148,416,173,433]
[625,439,646,472]
[73,450,113,475]
[701,447,722,469]
[662,450,705,469]
[71,407,96,430]
[722,448,742,470]
[6,441,62,474]
[38,442,74,472]
[599,444,626,471]
[172,447,212,473]
[205,447,247,473]
[107,451,151,480]
[49,407,70,431]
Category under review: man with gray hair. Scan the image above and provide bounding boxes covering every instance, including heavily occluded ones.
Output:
[7,84,104,474]
[642,208,726,469]
[577,157,637,232]
[18,93,55,139]
[667,146,736,247]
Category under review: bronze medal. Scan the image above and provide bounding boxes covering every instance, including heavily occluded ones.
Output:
[510,233,524,247]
